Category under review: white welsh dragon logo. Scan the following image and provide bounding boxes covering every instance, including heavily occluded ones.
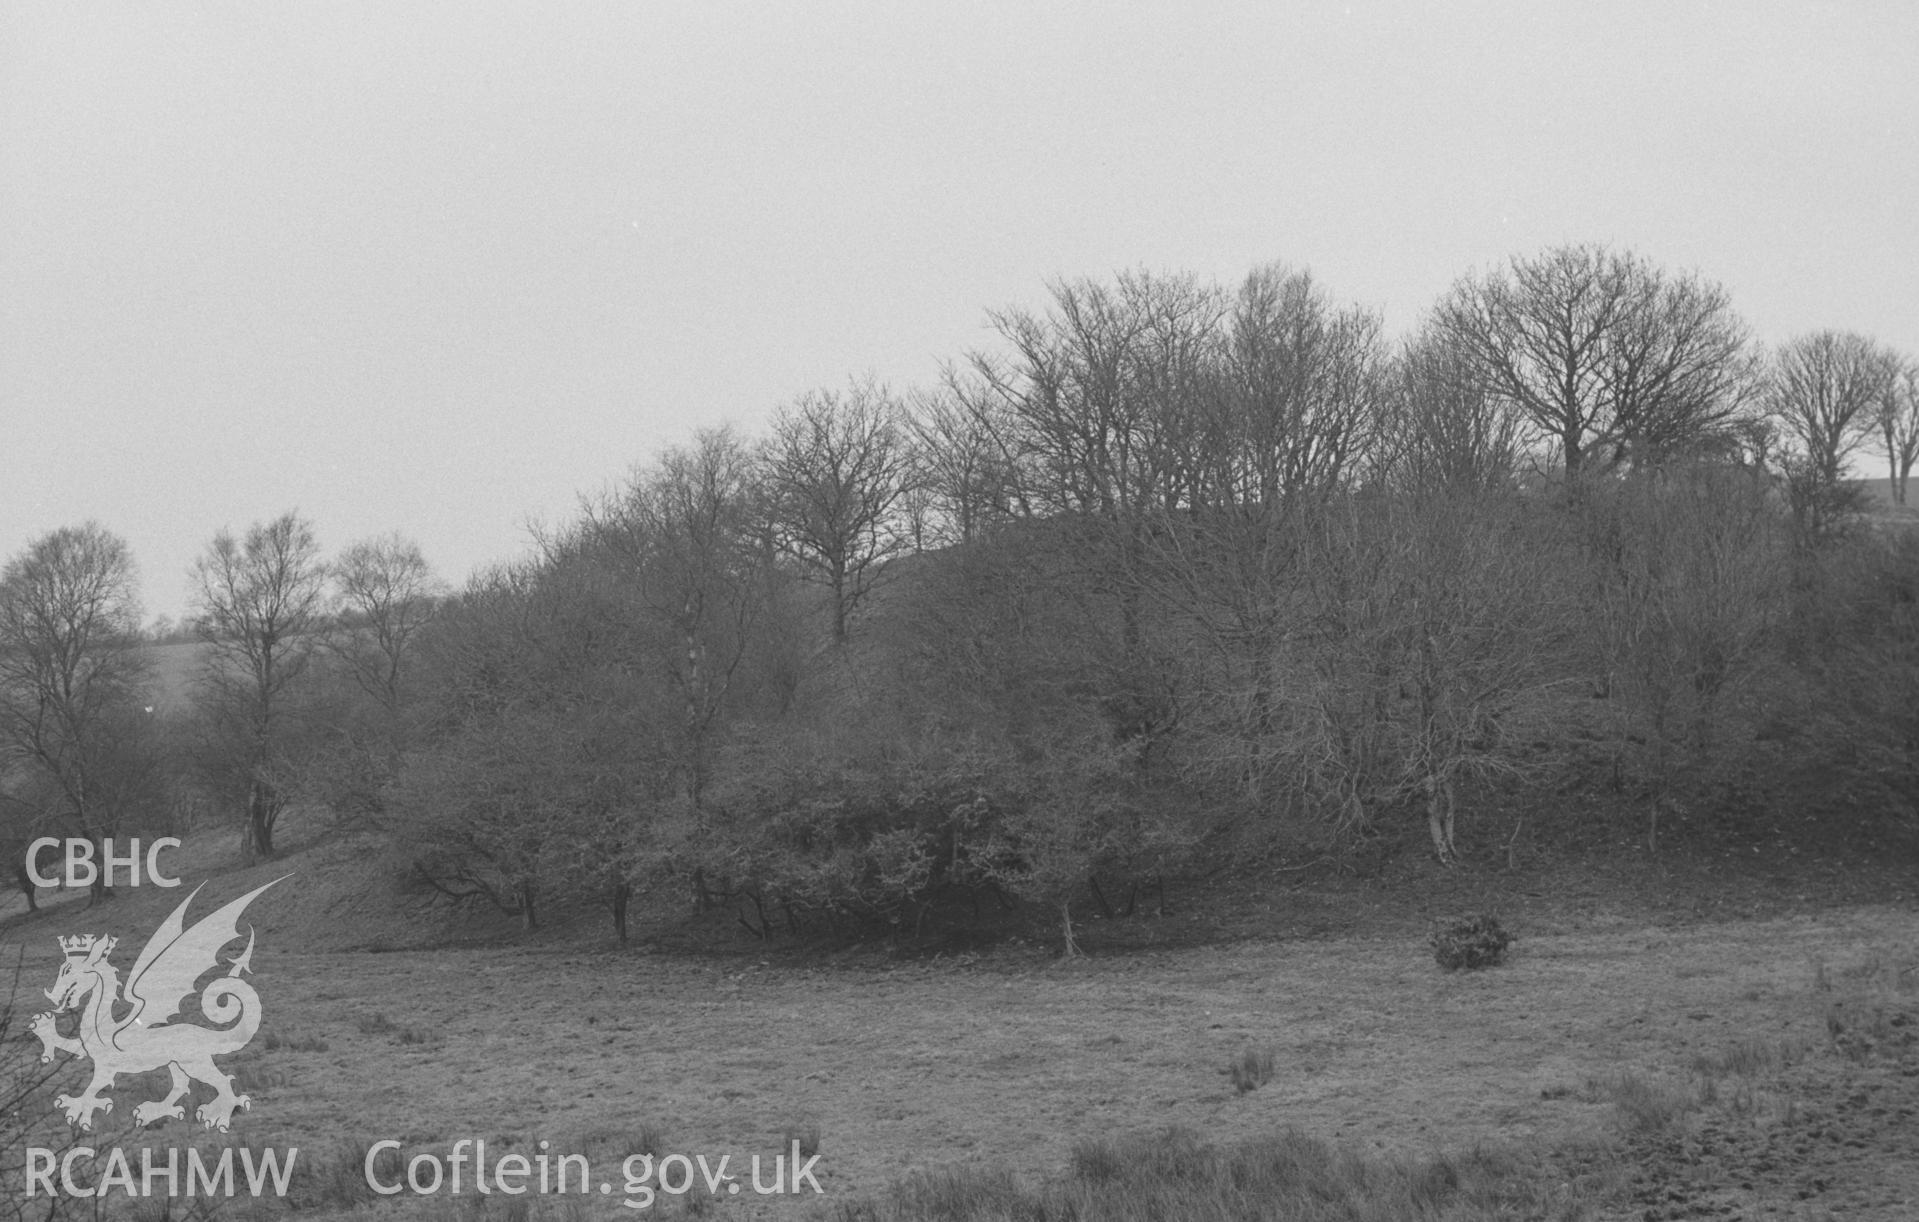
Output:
[30,877,288,1133]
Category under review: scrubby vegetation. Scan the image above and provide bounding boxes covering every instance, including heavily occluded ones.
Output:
[1430,915,1515,971]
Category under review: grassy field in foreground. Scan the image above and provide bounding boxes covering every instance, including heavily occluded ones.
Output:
[4,900,1915,1219]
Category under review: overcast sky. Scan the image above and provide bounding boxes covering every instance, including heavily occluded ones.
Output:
[3,2,1914,622]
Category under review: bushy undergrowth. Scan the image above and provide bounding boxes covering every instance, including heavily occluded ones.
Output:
[1430,915,1514,971]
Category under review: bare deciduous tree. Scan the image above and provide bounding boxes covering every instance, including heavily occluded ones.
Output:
[1283,490,1565,861]
[1583,466,1786,848]
[290,533,447,828]
[762,379,914,644]
[1383,329,1525,492]
[1205,264,1381,508]
[1139,268,1387,791]
[1876,357,1919,507]
[973,271,1229,746]
[1433,244,1753,477]
[978,272,1224,522]
[395,698,647,934]
[191,511,329,858]
[0,524,153,900]
[1768,330,1901,488]
[402,547,677,939]
[330,533,445,715]
[586,427,778,813]
[906,374,1024,545]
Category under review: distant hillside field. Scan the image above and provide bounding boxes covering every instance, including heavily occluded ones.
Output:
[1846,475,1919,522]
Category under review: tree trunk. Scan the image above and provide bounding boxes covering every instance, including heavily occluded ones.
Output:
[247,779,278,859]
[1088,874,1114,920]
[1058,899,1081,958]
[1425,773,1457,864]
[15,843,57,912]
[610,880,631,943]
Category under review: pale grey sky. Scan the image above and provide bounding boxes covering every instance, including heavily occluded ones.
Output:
[4,2,1915,621]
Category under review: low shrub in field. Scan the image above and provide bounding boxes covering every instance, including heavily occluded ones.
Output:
[1226,1047,1275,1095]
[1430,915,1513,970]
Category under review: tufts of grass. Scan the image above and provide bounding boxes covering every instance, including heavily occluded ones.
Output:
[1689,1038,1799,1079]
[781,1120,822,1160]
[356,1011,439,1045]
[1583,1056,1800,1139]
[1225,1046,1276,1095]
[1825,997,1917,1063]
[1586,1072,1697,1136]
[231,1063,291,1095]
[1817,951,1919,1064]
[841,1165,1033,1221]
[840,1126,1607,1221]
[569,1122,664,1169]
[1832,953,1919,994]
[1073,1126,1216,1185]
[630,1121,667,1160]
[283,1135,406,1211]
[351,1190,582,1220]
[259,1030,329,1053]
